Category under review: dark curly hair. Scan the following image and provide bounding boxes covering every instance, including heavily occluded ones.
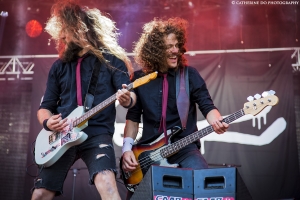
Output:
[134,18,188,74]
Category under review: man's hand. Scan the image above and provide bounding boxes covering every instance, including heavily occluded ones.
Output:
[116,84,132,108]
[210,116,229,134]
[122,151,139,172]
[206,109,229,134]
[46,113,68,132]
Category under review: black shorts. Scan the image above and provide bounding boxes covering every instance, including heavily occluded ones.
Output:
[33,134,117,196]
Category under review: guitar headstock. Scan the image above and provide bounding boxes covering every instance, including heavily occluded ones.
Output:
[243,90,279,116]
[132,71,158,89]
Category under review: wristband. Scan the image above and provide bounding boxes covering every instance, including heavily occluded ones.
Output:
[43,119,52,131]
[122,137,134,154]
[123,97,133,109]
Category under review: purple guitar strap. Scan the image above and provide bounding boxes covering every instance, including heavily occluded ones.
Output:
[176,67,190,130]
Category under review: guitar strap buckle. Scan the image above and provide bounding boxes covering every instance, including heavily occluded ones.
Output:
[84,58,101,112]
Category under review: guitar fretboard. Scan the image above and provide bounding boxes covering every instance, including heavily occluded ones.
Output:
[160,109,245,158]
[72,82,134,127]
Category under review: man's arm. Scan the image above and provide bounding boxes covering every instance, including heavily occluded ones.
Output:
[116,84,137,109]
[37,108,68,132]
[121,119,139,172]
[206,109,229,134]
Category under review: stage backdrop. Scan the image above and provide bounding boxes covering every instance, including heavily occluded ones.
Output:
[24,51,300,199]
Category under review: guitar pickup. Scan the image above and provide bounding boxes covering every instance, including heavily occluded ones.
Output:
[124,171,131,179]
[49,132,60,144]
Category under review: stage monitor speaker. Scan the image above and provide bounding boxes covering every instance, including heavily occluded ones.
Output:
[194,167,252,200]
[131,165,194,200]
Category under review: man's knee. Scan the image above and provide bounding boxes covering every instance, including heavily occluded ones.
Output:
[94,170,120,199]
[31,188,55,200]
[95,170,116,185]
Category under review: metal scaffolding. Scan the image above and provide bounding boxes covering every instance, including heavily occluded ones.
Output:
[0,47,299,81]
[0,57,34,81]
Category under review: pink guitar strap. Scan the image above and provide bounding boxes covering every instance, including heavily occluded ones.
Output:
[158,73,169,144]
[76,57,84,106]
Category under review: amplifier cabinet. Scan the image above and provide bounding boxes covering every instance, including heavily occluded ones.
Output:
[193,167,252,200]
[131,165,194,200]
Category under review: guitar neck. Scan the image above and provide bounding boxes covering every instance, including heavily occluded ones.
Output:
[73,83,134,127]
[160,109,245,158]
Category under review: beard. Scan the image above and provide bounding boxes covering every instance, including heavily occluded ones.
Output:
[58,41,83,63]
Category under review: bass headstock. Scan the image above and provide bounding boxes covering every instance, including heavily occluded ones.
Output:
[243,90,279,116]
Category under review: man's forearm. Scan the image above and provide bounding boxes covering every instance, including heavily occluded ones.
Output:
[124,120,139,139]
[37,108,53,125]
[206,109,222,124]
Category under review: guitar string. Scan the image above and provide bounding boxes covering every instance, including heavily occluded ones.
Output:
[127,99,271,180]
[134,111,244,171]
[136,110,244,166]
[126,109,244,177]
[56,74,155,147]
[72,73,156,126]
[41,73,157,165]
[129,115,243,178]
[41,76,149,162]
[133,111,246,175]
[127,110,245,178]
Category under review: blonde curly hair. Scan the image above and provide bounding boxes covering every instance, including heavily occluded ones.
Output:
[45,0,133,74]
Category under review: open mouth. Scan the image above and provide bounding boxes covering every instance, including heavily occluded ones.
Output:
[168,55,178,63]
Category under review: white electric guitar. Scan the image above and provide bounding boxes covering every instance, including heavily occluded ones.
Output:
[35,72,158,167]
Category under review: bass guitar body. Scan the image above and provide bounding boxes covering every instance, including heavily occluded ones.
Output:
[120,126,182,192]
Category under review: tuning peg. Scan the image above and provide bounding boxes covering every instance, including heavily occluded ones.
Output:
[254,94,261,100]
[268,90,275,95]
[262,91,269,97]
[247,96,254,102]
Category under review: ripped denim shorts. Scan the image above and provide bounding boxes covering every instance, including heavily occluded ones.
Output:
[33,134,117,196]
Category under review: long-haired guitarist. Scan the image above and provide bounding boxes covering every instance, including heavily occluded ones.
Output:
[121,17,229,198]
[31,1,136,200]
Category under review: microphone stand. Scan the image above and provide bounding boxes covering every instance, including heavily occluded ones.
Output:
[70,167,87,200]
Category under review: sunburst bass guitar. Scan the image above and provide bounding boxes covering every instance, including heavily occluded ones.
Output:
[120,90,279,192]
[35,71,158,167]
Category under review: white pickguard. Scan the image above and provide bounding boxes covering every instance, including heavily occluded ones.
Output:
[34,106,88,167]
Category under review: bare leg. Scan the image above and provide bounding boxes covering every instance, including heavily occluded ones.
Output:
[31,188,55,200]
[94,170,121,200]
